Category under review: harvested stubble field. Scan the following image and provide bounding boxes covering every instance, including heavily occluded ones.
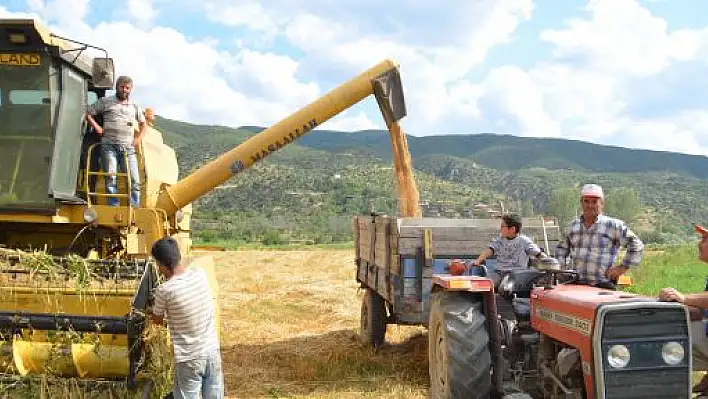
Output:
[209,249,429,398]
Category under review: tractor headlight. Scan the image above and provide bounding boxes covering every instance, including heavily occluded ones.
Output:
[662,341,684,365]
[83,207,98,224]
[607,344,630,368]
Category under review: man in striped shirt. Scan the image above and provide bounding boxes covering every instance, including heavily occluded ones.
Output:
[150,237,224,398]
[555,184,644,288]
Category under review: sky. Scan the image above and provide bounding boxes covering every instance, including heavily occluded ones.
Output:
[2,0,708,156]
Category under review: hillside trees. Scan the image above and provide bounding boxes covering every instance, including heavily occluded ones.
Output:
[604,187,641,224]
[548,187,579,226]
[153,117,705,246]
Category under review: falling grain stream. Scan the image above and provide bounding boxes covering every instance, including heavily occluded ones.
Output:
[387,121,421,218]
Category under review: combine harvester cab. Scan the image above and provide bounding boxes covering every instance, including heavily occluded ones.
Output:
[354,215,693,398]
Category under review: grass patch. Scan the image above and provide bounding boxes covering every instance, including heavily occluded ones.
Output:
[625,243,708,295]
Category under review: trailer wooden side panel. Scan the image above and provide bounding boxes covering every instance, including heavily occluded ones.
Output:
[353,215,563,324]
[353,215,400,304]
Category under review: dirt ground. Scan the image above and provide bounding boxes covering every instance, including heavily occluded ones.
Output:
[202,249,430,398]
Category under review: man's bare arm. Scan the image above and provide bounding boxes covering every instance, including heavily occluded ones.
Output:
[134,121,147,146]
[659,287,708,309]
[151,287,166,326]
[85,113,103,134]
[681,292,708,309]
[137,121,146,139]
[472,248,494,266]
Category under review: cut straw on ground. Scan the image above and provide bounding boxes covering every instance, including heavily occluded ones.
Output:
[0,248,173,399]
[211,249,429,398]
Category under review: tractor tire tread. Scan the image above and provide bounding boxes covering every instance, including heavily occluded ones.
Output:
[429,291,491,399]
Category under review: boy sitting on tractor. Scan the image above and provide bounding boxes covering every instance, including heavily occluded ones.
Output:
[469,213,550,288]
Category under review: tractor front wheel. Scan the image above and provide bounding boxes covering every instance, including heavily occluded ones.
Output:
[428,290,492,399]
[360,288,387,347]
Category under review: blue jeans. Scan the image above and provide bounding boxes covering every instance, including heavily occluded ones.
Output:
[100,142,140,207]
[173,350,224,399]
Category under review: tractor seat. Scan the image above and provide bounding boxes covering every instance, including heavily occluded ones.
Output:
[512,297,531,320]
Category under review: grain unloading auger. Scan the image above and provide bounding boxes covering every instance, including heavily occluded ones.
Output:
[0,17,419,397]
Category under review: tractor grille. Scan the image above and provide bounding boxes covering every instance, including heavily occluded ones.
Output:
[602,307,688,339]
[598,305,690,399]
[602,369,687,398]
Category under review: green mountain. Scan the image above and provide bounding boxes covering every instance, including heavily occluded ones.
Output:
[153,117,708,245]
[285,128,708,179]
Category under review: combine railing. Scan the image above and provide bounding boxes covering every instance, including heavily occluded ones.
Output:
[82,143,134,208]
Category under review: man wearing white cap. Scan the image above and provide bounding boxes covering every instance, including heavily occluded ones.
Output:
[555,183,644,288]
[658,224,708,395]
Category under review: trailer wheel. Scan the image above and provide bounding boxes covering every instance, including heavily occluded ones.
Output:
[428,291,491,399]
[360,288,387,347]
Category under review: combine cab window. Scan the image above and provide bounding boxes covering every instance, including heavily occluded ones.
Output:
[8,90,50,104]
[0,54,53,209]
[49,67,85,201]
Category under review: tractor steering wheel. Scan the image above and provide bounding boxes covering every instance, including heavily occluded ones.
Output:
[533,268,581,287]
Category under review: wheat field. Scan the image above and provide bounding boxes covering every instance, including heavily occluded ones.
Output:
[205,248,429,398]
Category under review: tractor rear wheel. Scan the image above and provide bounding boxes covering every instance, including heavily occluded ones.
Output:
[428,290,491,399]
[360,288,387,347]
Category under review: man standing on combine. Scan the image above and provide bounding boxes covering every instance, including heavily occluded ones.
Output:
[150,237,224,398]
[85,75,146,207]
[470,212,550,287]
[555,184,644,288]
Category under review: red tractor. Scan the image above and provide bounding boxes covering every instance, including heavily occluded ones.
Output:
[352,215,690,398]
[428,258,692,399]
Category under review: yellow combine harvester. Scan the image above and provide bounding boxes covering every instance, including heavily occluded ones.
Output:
[0,17,417,398]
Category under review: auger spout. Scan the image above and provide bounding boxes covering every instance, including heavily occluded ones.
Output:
[155,59,410,216]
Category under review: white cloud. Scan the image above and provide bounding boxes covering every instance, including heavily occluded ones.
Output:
[27,0,90,27]
[283,13,347,52]
[218,49,319,107]
[126,0,158,29]
[466,0,708,155]
[204,0,535,131]
[539,0,708,79]
[321,111,379,132]
[477,66,562,138]
[615,116,705,156]
[203,1,279,34]
[204,1,280,47]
